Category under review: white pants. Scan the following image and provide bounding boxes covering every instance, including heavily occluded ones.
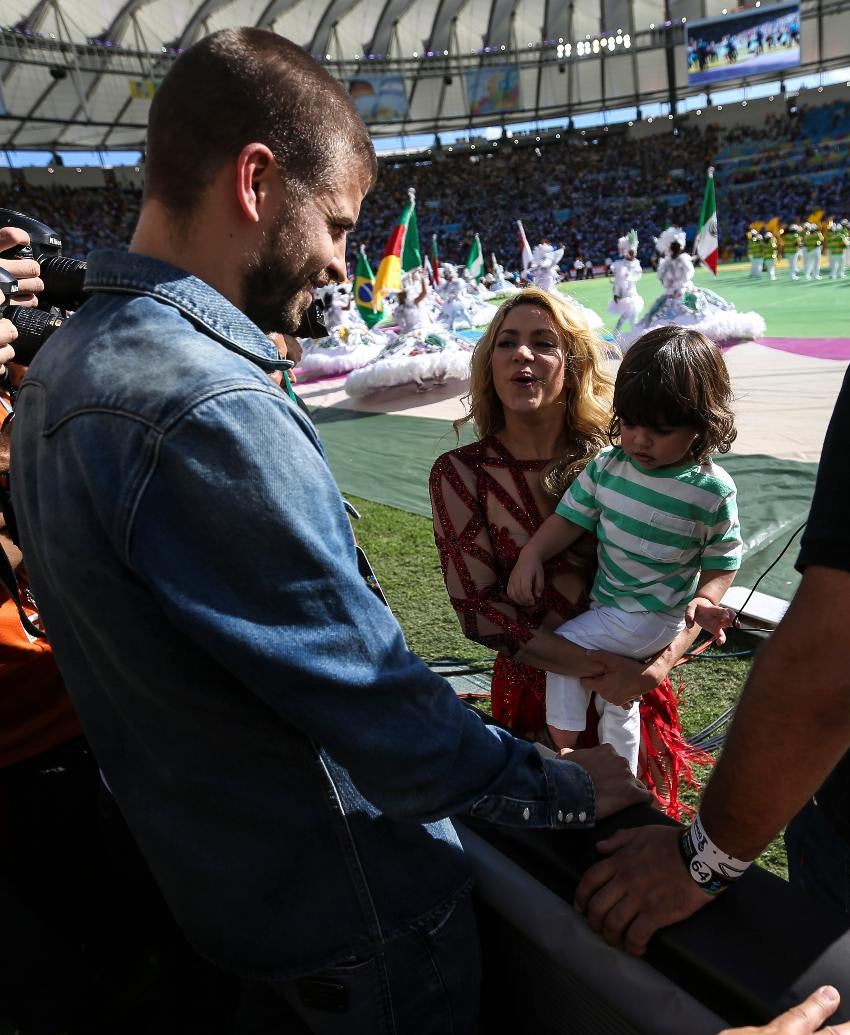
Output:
[547,605,685,774]
[829,254,845,279]
[749,258,763,277]
[789,248,804,278]
[804,248,822,279]
[764,259,776,280]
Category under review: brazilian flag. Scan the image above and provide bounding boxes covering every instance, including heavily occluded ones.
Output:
[354,247,384,329]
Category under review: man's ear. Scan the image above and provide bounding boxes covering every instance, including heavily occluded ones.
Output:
[234,143,278,224]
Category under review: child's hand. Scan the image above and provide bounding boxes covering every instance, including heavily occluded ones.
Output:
[685,596,738,645]
[507,552,544,607]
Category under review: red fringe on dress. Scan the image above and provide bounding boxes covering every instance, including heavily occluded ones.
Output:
[492,653,711,822]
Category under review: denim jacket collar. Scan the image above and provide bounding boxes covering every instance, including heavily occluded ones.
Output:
[84,249,285,371]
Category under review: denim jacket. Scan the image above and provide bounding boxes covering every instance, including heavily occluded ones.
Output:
[13,250,597,981]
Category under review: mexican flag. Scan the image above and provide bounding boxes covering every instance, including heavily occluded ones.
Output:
[373,188,418,310]
[517,219,533,271]
[694,167,719,276]
[465,234,484,282]
[431,234,441,286]
[353,246,384,328]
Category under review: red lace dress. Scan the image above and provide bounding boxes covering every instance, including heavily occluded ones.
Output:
[429,435,707,820]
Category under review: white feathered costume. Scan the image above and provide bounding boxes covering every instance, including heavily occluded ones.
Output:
[526,242,603,329]
[344,274,473,397]
[607,230,644,332]
[621,227,765,350]
[294,284,386,380]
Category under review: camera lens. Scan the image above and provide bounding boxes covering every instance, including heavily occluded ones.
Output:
[2,305,65,366]
[39,255,87,311]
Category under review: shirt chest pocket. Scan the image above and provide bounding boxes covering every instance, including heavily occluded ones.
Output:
[640,511,697,563]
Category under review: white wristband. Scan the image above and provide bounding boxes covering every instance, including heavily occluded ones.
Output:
[679,813,753,894]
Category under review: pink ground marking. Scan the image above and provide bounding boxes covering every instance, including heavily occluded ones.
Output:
[740,337,850,361]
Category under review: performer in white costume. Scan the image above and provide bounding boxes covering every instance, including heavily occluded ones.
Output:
[487,253,518,296]
[607,230,644,334]
[437,264,494,330]
[621,227,765,350]
[525,241,604,329]
[345,271,473,397]
[294,283,386,380]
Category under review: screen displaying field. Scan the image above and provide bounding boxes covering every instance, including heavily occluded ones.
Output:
[686,2,800,87]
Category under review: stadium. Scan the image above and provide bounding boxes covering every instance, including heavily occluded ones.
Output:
[1,0,850,1032]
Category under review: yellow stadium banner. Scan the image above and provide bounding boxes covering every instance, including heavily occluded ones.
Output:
[128,79,159,100]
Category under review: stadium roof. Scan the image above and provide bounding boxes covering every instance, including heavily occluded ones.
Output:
[0,0,845,149]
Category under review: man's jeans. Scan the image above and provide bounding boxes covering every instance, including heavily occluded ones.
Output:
[785,799,850,913]
[240,893,481,1034]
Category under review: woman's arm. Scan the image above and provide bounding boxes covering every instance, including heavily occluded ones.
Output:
[582,621,701,707]
[429,452,607,680]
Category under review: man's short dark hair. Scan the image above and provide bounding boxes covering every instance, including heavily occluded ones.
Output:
[144,28,377,215]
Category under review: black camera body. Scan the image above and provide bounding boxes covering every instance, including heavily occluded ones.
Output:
[0,207,87,312]
[0,208,83,364]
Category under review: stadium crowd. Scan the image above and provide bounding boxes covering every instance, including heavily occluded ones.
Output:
[0,99,847,274]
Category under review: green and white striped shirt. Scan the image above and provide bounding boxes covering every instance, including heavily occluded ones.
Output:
[555,446,741,614]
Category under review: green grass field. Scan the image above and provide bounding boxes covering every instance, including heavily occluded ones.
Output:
[347,492,788,879]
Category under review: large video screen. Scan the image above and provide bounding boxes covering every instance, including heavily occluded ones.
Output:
[686,2,800,87]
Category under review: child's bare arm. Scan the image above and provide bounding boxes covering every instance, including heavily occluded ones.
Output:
[685,570,738,644]
[507,513,585,606]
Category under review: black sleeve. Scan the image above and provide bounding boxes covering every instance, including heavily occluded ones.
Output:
[796,365,850,575]
[795,366,850,840]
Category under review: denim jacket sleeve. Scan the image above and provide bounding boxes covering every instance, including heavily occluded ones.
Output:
[126,384,596,830]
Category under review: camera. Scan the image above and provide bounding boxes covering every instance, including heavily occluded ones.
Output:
[0,207,87,312]
[0,208,83,366]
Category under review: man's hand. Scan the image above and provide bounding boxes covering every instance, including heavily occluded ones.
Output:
[719,987,850,1035]
[0,289,18,378]
[574,824,713,954]
[563,745,653,820]
[0,227,43,307]
[686,595,737,645]
[507,549,544,606]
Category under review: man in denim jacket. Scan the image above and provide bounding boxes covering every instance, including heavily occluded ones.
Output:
[12,29,648,1031]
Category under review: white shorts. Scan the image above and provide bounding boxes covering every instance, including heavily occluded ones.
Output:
[546,604,685,772]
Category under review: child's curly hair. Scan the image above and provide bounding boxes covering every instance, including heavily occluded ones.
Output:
[610,327,736,463]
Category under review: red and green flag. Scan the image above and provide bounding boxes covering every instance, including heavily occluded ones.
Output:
[353,246,384,328]
[431,234,441,286]
[373,188,418,310]
[694,166,719,276]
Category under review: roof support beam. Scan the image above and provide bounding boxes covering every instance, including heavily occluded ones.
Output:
[256,0,305,31]
[171,0,235,50]
[424,0,473,56]
[367,0,419,58]
[308,0,367,58]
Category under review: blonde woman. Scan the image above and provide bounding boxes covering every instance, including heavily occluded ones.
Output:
[429,288,706,816]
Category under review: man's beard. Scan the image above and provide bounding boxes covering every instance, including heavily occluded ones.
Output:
[242,215,321,335]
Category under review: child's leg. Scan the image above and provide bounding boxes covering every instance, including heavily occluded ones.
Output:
[545,671,592,751]
[549,606,683,770]
[596,697,641,775]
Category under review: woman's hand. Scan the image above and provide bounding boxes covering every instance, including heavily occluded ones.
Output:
[507,549,544,606]
[581,650,661,706]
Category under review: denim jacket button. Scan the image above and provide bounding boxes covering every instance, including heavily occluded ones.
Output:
[565,812,574,823]
[578,810,587,823]
[557,810,564,822]
[522,807,530,821]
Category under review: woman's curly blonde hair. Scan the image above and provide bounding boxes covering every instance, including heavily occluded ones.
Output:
[454,287,613,498]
